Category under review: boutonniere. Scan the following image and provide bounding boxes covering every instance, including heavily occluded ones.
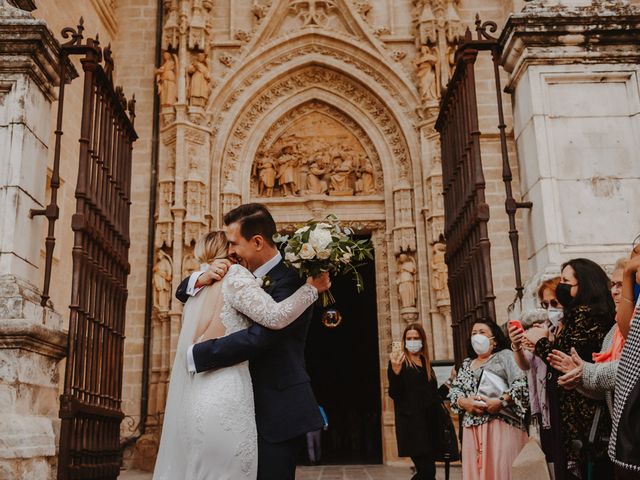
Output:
[256,275,274,290]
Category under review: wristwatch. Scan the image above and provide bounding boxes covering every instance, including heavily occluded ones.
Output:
[499,395,509,408]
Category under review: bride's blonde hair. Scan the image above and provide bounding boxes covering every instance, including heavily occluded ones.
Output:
[194,231,229,264]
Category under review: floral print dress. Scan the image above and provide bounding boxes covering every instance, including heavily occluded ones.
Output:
[449,349,529,431]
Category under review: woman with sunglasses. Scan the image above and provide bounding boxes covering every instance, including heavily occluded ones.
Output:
[508,278,563,476]
[526,258,615,479]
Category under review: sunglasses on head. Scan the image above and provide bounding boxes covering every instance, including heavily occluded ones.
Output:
[541,299,560,309]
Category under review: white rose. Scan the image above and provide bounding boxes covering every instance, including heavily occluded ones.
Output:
[255,277,264,287]
[316,222,332,229]
[317,249,331,260]
[295,226,310,235]
[340,252,352,263]
[285,251,299,263]
[308,227,332,251]
[299,243,316,260]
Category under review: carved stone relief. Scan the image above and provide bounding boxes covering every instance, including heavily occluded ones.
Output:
[156,51,178,107]
[152,250,173,311]
[222,67,410,187]
[250,109,380,198]
[397,253,417,309]
[289,0,338,27]
[431,242,450,305]
[187,53,212,108]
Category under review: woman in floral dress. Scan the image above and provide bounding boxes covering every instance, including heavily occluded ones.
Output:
[449,319,529,480]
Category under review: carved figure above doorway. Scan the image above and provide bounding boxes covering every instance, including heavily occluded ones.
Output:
[250,109,381,198]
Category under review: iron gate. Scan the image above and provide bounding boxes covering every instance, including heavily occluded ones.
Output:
[435,17,531,365]
[32,18,137,479]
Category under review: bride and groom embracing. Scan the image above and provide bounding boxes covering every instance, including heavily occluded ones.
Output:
[152,203,331,480]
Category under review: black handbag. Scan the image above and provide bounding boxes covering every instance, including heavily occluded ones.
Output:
[433,401,460,463]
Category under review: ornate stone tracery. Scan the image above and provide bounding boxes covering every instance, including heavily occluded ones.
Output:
[220,66,412,188]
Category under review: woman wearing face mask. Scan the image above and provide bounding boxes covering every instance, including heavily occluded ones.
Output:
[388,324,445,480]
[508,278,564,474]
[526,258,615,479]
[547,258,628,415]
[449,319,528,480]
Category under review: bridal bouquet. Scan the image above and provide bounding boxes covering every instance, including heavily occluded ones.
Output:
[273,215,374,306]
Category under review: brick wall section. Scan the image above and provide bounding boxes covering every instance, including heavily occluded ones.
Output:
[112,0,158,428]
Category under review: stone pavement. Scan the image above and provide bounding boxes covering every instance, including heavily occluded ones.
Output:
[120,464,462,480]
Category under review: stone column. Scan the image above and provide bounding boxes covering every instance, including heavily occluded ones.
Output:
[0,2,71,478]
[500,0,640,300]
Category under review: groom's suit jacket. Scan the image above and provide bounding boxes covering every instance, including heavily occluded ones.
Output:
[179,260,324,443]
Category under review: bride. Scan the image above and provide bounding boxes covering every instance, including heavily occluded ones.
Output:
[152,231,329,479]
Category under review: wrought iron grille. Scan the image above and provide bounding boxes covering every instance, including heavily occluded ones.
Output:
[435,16,531,365]
[34,19,137,479]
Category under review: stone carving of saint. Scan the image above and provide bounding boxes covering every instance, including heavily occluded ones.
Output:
[397,253,417,309]
[414,45,440,103]
[329,154,354,196]
[431,243,449,302]
[153,250,172,311]
[187,53,212,108]
[355,155,376,195]
[257,153,277,197]
[156,51,178,106]
[305,160,328,195]
[275,145,298,197]
[182,253,200,279]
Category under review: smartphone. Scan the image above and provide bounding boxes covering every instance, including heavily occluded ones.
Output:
[508,319,524,332]
[392,341,403,353]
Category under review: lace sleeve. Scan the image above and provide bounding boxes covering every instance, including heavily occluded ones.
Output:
[224,265,318,330]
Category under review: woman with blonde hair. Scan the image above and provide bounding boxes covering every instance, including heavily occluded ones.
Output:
[153,230,330,479]
[388,323,443,480]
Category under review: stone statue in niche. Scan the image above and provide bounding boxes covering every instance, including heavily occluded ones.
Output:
[414,45,439,103]
[432,242,449,303]
[186,182,203,220]
[397,253,417,309]
[153,250,173,311]
[256,152,277,197]
[275,145,299,197]
[187,53,212,107]
[355,155,376,195]
[156,51,178,106]
[305,159,329,194]
[182,253,200,279]
[329,154,354,196]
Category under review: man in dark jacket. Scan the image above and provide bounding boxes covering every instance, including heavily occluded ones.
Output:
[177,203,325,480]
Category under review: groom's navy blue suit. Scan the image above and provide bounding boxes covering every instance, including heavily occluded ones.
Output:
[175,260,323,479]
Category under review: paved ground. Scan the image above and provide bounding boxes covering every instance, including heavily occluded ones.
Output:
[120,463,462,480]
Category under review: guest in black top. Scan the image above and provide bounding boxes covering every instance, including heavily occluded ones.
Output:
[388,323,445,480]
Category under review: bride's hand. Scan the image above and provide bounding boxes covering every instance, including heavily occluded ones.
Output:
[307,272,331,293]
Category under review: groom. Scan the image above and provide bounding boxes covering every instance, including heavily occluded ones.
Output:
[175,203,326,480]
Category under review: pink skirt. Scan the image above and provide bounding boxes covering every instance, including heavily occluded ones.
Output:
[461,420,528,480]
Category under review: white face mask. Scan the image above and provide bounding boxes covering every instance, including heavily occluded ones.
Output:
[405,339,423,354]
[471,334,492,356]
[547,308,563,328]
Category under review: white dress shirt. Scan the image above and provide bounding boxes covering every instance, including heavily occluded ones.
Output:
[187,251,283,373]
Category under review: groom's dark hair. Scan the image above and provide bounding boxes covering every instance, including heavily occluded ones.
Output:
[224,203,277,246]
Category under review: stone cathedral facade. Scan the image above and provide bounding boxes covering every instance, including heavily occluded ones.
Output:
[1,0,639,477]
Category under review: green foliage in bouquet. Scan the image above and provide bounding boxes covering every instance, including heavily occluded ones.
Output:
[272,214,374,306]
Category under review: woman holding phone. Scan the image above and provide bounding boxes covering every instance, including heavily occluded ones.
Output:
[388,323,446,480]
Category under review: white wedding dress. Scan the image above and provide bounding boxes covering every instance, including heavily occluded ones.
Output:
[152,264,318,480]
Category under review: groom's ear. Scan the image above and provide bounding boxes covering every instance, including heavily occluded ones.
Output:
[252,235,266,251]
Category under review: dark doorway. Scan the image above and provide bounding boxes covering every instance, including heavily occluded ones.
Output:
[304,250,382,464]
